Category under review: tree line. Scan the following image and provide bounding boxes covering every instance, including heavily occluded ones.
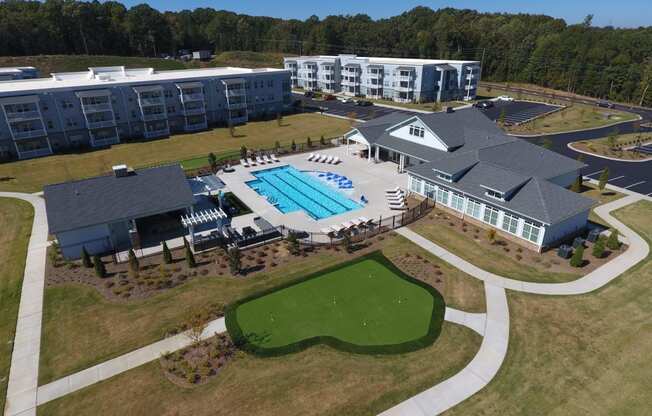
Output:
[1,1,651,105]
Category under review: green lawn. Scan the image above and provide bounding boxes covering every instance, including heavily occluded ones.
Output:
[447,200,652,415]
[0,113,350,193]
[0,198,34,412]
[229,253,443,354]
[572,131,652,161]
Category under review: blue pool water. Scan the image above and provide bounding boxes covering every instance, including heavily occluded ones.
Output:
[246,165,361,220]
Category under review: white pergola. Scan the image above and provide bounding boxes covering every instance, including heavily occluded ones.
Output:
[344,129,374,162]
[181,208,228,244]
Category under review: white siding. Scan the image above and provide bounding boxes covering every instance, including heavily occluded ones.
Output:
[388,118,448,151]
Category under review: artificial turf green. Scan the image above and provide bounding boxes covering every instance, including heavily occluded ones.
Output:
[228,253,445,354]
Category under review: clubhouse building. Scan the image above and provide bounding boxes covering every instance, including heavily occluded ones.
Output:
[345,108,595,251]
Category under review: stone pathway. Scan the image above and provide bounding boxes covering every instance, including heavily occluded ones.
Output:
[1,193,48,416]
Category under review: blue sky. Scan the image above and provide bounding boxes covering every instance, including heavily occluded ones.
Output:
[116,0,651,28]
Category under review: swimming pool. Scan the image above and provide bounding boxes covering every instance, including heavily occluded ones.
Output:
[246,165,361,220]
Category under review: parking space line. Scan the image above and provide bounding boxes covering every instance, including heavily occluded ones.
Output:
[624,181,647,189]
[607,175,625,182]
[584,170,603,177]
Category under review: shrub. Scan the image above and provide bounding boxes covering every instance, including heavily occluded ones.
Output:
[291,139,297,152]
[592,237,606,258]
[570,245,585,267]
[306,136,312,147]
[606,229,620,250]
[570,176,582,193]
[162,241,172,264]
[186,245,196,268]
[320,135,326,145]
[128,249,139,273]
[81,246,92,268]
[207,153,217,171]
[93,255,106,278]
[228,247,242,275]
[286,233,300,255]
[487,229,496,244]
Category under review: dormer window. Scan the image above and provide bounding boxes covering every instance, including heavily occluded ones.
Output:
[433,169,452,182]
[409,125,424,138]
[485,189,504,200]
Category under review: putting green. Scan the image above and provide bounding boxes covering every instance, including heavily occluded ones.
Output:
[226,252,445,355]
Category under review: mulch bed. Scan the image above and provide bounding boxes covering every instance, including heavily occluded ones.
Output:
[160,333,238,387]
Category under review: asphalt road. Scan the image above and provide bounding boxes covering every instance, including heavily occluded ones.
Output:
[295,91,652,196]
[482,100,561,124]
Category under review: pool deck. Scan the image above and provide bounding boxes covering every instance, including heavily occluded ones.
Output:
[218,146,407,233]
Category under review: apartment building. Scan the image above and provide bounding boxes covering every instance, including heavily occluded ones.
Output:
[0,66,292,160]
[284,54,480,103]
[0,66,39,81]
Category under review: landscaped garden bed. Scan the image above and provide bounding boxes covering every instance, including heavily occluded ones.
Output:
[570,131,652,161]
[160,333,238,387]
[226,252,445,356]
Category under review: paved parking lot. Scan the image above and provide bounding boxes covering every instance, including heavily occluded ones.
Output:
[482,100,562,125]
[293,93,413,121]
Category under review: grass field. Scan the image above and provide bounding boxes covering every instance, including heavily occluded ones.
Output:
[477,86,638,134]
[0,198,34,412]
[572,132,652,161]
[447,200,652,415]
[231,254,443,352]
[38,234,484,385]
[0,55,186,76]
[0,113,350,193]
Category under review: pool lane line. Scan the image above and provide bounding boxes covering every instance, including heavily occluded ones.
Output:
[285,168,355,211]
[259,173,337,219]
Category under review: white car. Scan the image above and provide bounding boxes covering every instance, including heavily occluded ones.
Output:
[497,95,514,101]
[338,97,355,104]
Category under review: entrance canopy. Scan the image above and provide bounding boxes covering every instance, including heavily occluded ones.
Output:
[181,208,227,228]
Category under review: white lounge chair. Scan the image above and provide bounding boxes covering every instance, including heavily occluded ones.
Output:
[332,156,341,164]
[389,201,407,210]
[325,155,334,164]
[263,155,272,164]
[307,153,315,161]
[271,154,280,162]
[240,159,250,168]
[320,154,328,162]
[342,221,356,230]
[248,158,257,166]
[386,194,405,202]
[358,216,373,225]
[256,156,265,165]
[330,224,345,234]
[385,187,402,195]
[321,227,335,235]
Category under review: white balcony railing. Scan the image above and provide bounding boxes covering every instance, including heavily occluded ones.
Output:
[139,97,165,107]
[227,102,247,110]
[5,110,42,122]
[182,107,206,116]
[91,135,120,147]
[226,88,246,97]
[12,128,47,140]
[181,92,204,102]
[82,103,112,113]
[142,113,167,122]
[17,147,52,159]
[144,128,169,139]
[87,120,117,129]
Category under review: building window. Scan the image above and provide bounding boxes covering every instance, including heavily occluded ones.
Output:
[502,213,519,235]
[436,171,452,182]
[465,198,482,218]
[423,181,436,199]
[451,192,465,212]
[167,106,175,113]
[409,125,425,138]
[47,120,54,129]
[436,187,449,205]
[522,221,541,243]
[409,177,423,194]
[483,206,499,226]
[164,90,173,98]
[485,189,504,200]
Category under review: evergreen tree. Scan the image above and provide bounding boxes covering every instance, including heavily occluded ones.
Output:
[498,108,506,126]
[592,237,605,258]
[291,139,297,152]
[207,153,217,171]
[162,241,172,264]
[185,244,196,268]
[287,232,300,255]
[570,176,582,193]
[93,255,106,278]
[240,145,247,160]
[606,229,620,250]
[320,135,326,145]
[306,136,312,147]
[227,246,241,274]
[598,168,610,193]
[128,249,139,273]
[81,246,92,268]
[570,245,584,267]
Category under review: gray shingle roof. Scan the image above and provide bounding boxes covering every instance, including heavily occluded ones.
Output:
[44,164,195,234]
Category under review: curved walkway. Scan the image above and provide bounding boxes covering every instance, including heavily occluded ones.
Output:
[1,193,48,416]
[397,194,649,296]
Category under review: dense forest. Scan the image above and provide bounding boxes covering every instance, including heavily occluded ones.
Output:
[1,1,651,105]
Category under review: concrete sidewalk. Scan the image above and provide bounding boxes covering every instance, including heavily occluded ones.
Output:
[1,193,48,416]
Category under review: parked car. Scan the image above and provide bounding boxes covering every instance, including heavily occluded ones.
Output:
[474,100,494,109]
[304,91,315,98]
[324,94,336,101]
[339,97,355,104]
[497,95,514,101]
[597,100,615,109]
[356,100,373,107]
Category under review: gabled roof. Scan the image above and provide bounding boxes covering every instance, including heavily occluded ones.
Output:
[44,165,195,234]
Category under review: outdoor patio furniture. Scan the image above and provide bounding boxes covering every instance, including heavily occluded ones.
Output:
[256,156,265,164]
[319,154,328,162]
[321,227,335,234]
[263,155,272,164]
[385,187,402,195]
[587,228,602,243]
[332,156,341,164]
[360,195,368,204]
[389,203,407,210]
[271,154,280,162]
[325,155,334,163]
[358,216,374,225]
[240,159,250,168]
[307,153,316,161]
[248,158,257,166]
[330,224,345,234]
[342,221,356,230]
[387,194,405,202]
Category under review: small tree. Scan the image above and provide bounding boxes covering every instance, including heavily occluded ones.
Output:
[185,244,196,268]
[240,145,247,160]
[208,152,217,171]
[185,307,209,345]
[541,137,552,150]
[128,249,139,273]
[487,228,496,244]
[306,136,312,148]
[320,135,326,146]
[570,245,584,267]
[276,112,283,126]
[606,229,620,250]
[227,246,241,274]
[162,241,172,264]
[93,255,106,278]
[607,131,618,149]
[598,167,610,193]
[287,232,300,255]
[592,237,606,258]
[291,139,297,152]
[229,121,236,137]
[274,140,281,152]
[498,108,506,126]
[342,230,352,253]
[81,246,92,268]
[570,175,582,193]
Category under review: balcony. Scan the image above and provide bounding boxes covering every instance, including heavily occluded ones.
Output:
[87,119,117,129]
[17,147,52,160]
[226,88,246,97]
[82,102,112,113]
[185,120,208,132]
[142,112,168,122]
[227,101,247,110]
[182,107,206,116]
[5,110,42,122]
[180,92,204,102]
[139,97,165,107]
[466,74,476,81]
[395,83,414,91]
[144,127,169,139]
[12,128,47,140]
[90,135,120,147]
[397,74,414,82]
